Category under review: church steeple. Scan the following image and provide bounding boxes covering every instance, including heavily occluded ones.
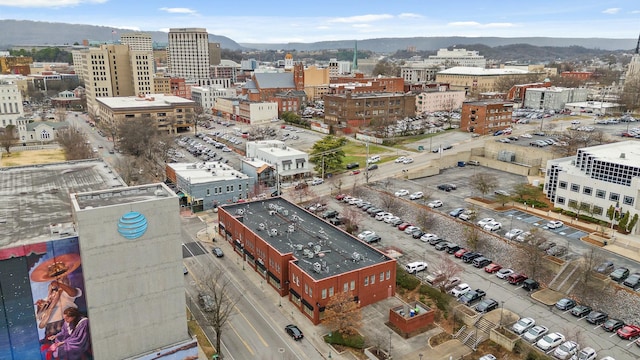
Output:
[635,32,640,54]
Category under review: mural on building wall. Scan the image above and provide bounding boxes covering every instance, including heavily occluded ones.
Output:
[0,237,91,360]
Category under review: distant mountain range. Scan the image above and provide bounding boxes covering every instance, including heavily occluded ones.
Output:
[0,19,636,53]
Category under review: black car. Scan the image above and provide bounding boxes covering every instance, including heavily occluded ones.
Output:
[446,244,461,254]
[571,304,592,317]
[437,184,455,192]
[603,318,625,332]
[623,272,640,290]
[285,324,304,340]
[321,210,339,219]
[367,164,378,171]
[522,279,540,291]
[329,217,343,226]
[586,311,608,325]
[610,267,630,282]
[461,252,482,263]
[213,247,224,257]
[361,204,373,211]
[411,229,425,239]
[475,299,499,313]
[346,162,360,169]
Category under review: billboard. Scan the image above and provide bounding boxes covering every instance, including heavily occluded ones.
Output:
[0,237,91,360]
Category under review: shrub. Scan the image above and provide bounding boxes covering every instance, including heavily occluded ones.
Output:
[514,198,548,209]
[396,265,421,290]
[324,332,365,349]
[418,284,450,311]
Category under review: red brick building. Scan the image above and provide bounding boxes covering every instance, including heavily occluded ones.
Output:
[507,80,552,104]
[217,198,397,325]
[324,92,416,131]
[170,77,188,98]
[460,100,514,135]
[560,71,593,80]
[330,73,404,94]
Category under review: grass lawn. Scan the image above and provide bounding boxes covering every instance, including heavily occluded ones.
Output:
[0,149,66,167]
[187,309,216,358]
[341,142,387,156]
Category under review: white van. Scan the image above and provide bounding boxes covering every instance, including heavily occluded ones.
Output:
[367,155,380,164]
[405,261,427,274]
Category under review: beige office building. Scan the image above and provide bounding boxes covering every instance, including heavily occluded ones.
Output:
[167,28,211,85]
[303,65,330,101]
[436,66,534,93]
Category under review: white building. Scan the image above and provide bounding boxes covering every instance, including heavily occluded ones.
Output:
[545,141,640,234]
[167,28,211,85]
[120,32,153,52]
[328,58,352,77]
[524,87,588,111]
[238,100,278,125]
[0,79,24,128]
[191,86,236,113]
[401,63,440,84]
[415,86,466,114]
[426,48,486,68]
[563,101,622,116]
[245,140,310,180]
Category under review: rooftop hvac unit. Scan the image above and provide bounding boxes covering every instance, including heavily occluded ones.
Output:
[497,150,516,163]
[288,225,295,233]
[283,210,288,216]
[269,210,276,216]
[351,252,362,262]
[295,244,303,251]
[313,262,322,273]
[258,223,266,231]
[270,228,278,236]
[314,245,321,253]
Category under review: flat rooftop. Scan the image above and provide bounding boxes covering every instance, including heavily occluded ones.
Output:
[580,140,640,165]
[0,160,127,249]
[222,198,393,280]
[72,183,177,210]
[96,94,194,110]
[168,162,250,184]
[438,66,529,76]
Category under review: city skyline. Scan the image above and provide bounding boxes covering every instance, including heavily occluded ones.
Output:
[0,0,639,44]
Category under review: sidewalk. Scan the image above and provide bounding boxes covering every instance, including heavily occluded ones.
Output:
[466,198,640,262]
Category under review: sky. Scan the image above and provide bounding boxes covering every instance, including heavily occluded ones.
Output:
[0,0,639,44]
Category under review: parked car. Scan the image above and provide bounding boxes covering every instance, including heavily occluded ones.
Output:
[450,283,471,298]
[213,247,224,257]
[477,218,495,227]
[586,311,608,325]
[555,298,577,311]
[458,209,476,221]
[504,228,524,240]
[461,252,482,263]
[285,324,304,340]
[475,299,499,313]
[515,231,531,242]
[571,304,592,318]
[496,268,515,279]
[602,318,625,332]
[394,156,406,163]
[494,190,511,197]
[449,208,465,217]
[409,191,424,200]
[571,347,597,360]
[357,230,375,240]
[507,273,528,285]
[617,324,640,339]
[454,248,468,258]
[536,332,565,351]
[553,340,579,360]
[394,189,409,197]
[458,289,486,305]
[322,210,339,219]
[445,243,461,254]
[623,272,640,290]
[346,162,360,169]
[362,233,381,244]
[512,317,536,335]
[483,221,502,231]
[405,261,428,274]
[472,257,492,268]
[367,164,378,171]
[427,200,443,208]
[484,263,502,273]
[522,279,540,291]
[478,355,496,360]
[434,241,450,251]
[523,325,549,343]
[437,184,456,191]
[546,220,564,229]
[420,233,440,243]
[610,267,630,282]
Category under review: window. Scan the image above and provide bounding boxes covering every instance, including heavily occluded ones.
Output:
[559,181,567,189]
[583,187,592,196]
[592,206,603,215]
[350,280,355,291]
[568,199,578,208]
[623,196,634,206]
[321,289,327,299]
[609,193,620,202]
[370,275,375,285]
[570,184,580,192]
[364,277,369,286]
[386,271,391,280]
[380,272,384,282]
[596,189,606,199]
[329,287,334,297]
[206,189,210,196]
[304,284,308,294]
[343,283,348,292]
[557,196,565,205]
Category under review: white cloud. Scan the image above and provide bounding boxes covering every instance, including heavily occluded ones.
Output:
[352,24,372,28]
[630,10,640,14]
[602,8,621,14]
[327,14,393,23]
[159,7,197,15]
[448,21,514,28]
[0,0,106,7]
[398,13,422,19]
[316,26,330,30]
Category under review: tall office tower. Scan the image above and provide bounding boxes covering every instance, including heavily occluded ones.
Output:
[167,28,211,86]
[120,32,153,52]
[72,44,154,115]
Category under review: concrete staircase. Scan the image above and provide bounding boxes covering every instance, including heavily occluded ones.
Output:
[548,260,583,294]
[454,317,497,350]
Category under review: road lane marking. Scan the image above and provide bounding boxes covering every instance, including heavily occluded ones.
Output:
[228,321,255,355]
[234,305,269,347]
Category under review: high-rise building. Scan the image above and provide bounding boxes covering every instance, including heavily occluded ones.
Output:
[72,43,154,115]
[0,79,24,128]
[167,28,211,85]
[120,32,153,52]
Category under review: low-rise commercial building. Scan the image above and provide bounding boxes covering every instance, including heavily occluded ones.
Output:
[324,92,416,131]
[415,86,466,114]
[436,67,534,93]
[246,140,310,181]
[524,87,588,111]
[217,197,397,325]
[545,141,640,234]
[460,100,514,135]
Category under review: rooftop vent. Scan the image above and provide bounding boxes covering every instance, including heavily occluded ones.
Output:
[620,153,626,159]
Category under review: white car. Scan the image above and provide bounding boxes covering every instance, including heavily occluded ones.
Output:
[404,226,420,234]
[571,120,581,125]
[520,133,532,138]
[546,220,564,229]
[504,229,524,240]
[310,178,324,186]
[394,189,409,197]
[385,216,401,224]
[402,157,414,164]
[523,325,549,343]
[571,348,597,360]
[511,317,535,335]
[357,230,375,240]
[554,340,579,360]
[536,332,565,351]
[483,221,502,231]
[409,191,424,200]
[496,268,514,279]
[458,209,476,221]
[420,233,440,242]
[450,283,470,298]
[515,231,531,242]
[375,212,392,221]
[427,200,443,208]
[478,355,496,360]
[477,218,495,227]
[394,156,406,163]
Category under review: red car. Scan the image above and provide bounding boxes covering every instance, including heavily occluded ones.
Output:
[398,223,412,231]
[484,263,503,273]
[617,324,640,340]
[351,170,361,175]
[335,194,346,200]
[454,248,469,258]
[507,273,528,285]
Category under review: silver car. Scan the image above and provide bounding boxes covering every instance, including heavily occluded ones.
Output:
[523,325,548,343]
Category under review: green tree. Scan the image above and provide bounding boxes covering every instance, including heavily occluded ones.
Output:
[618,211,630,233]
[628,214,639,233]
[309,136,346,177]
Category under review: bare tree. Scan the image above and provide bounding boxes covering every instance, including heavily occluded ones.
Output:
[0,125,19,154]
[192,104,208,136]
[513,229,550,282]
[620,74,640,114]
[471,173,498,199]
[430,254,463,292]
[379,194,401,213]
[414,208,436,231]
[56,127,92,160]
[340,207,361,234]
[322,291,362,336]
[327,175,343,195]
[117,118,158,158]
[113,155,140,185]
[464,225,481,251]
[200,268,238,359]
[55,106,67,122]
[574,248,607,301]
